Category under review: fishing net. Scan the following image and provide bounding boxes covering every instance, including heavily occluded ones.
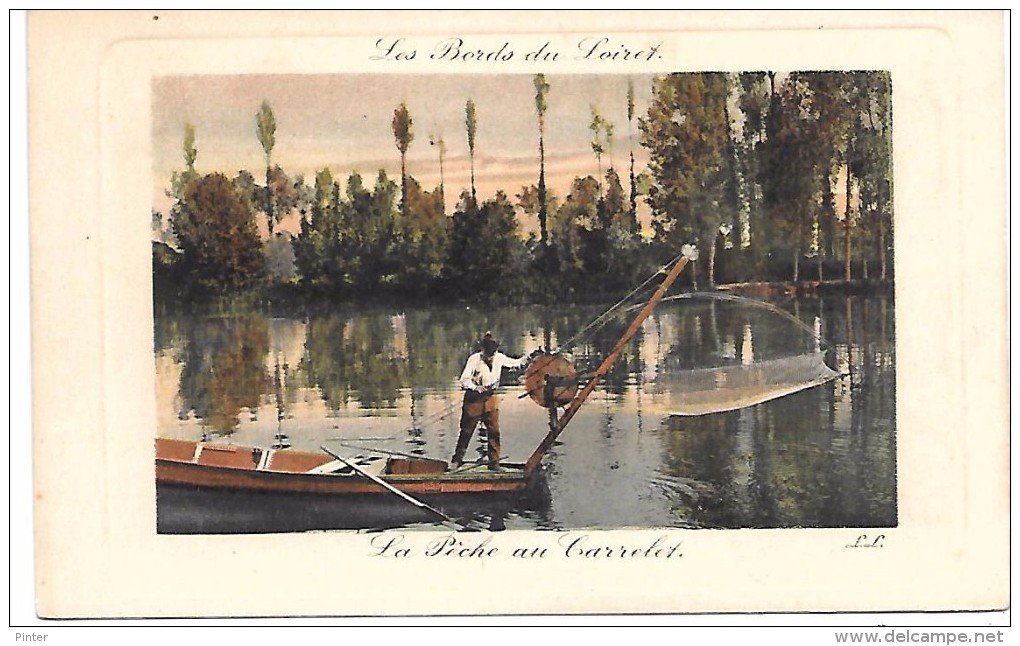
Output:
[534,282,840,417]
[652,351,837,416]
[643,293,839,416]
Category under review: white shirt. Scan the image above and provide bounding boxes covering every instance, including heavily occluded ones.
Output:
[459,351,528,392]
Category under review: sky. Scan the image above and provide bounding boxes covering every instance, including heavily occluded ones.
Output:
[152,73,658,234]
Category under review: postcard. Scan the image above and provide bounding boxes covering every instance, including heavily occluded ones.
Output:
[23,10,1007,620]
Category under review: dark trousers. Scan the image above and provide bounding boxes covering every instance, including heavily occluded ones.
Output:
[452,391,500,469]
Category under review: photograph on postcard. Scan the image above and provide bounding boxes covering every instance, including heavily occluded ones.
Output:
[27,11,1007,619]
[151,69,895,535]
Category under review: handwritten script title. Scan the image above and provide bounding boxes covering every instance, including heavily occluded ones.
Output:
[371,37,664,64]
[368,532,684,560]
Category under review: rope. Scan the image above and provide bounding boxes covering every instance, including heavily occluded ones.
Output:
[400,251,687,435]
[555,251,686,355]
[635,292,834,351]
[403,396,459,432]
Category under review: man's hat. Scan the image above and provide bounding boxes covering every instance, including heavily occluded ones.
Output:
[481,331,499,354]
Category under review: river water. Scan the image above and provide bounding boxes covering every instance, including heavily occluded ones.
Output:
[154,294,896,532]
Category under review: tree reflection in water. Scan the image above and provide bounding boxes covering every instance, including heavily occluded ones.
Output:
[176,315,270,436]
[158,295,895,530]
[653,295,895,528]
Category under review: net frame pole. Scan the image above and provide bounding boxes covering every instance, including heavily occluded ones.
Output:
[524,248,695,474]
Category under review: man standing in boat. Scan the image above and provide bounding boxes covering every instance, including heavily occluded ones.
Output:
[451,332,534,471]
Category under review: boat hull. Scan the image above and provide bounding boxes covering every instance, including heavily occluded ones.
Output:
[157,457,532,495]
[156,482,546,534]
[155,438,545,533]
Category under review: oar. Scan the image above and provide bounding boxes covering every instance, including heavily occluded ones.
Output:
[329,440,440,462]
[319,445,467,530]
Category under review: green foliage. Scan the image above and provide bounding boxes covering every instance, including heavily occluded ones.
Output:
[759,77,818,259]
[392,102,414,217]
[395,177,450,293]
[292,168,335,291]
[626,78,635,124]
[533,74,549,117]
[596,169,650,291]
[159,72,895,308]
[754,71,892,280]
[465,99,478,204]
[601,168,628,230]
[264,234,297,283]
[627,78,640,234]
[737,72,771,142]
[465,100,477,152]
[589,105,610,173]
[292,169,404,296]
[363,170,402,288]
[640,73,734,253]
[256,101,276,164]
[731,72,772,250]
[232,170,259,213]
[515,183,550,224]
[256,101,279,234]
[168,123,201,204]
[843,71,893,277]
[443,190,530,303]
[548,170,647,298]
[392,103,414,155]
[533,74,551,250]
[183,122,197,172]
[171,173,265,295]
[152,240,182,301]
[550,177,594,283]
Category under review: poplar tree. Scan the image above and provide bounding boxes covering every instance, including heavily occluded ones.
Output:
[465,99,478,207]
[392,103,414,218]
[256,101,278,235]
[533,74,550,250]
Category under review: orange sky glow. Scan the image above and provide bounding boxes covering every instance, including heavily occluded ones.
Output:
[152,73,658,236]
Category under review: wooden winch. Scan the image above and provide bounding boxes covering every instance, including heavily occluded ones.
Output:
[523,352,579,408]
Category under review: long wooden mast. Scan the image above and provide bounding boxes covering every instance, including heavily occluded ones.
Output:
[524,246,698,474]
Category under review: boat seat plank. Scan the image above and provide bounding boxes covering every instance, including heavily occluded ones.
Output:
[267,450,336,474]
[197,444,259,470]
[155,438,199,462]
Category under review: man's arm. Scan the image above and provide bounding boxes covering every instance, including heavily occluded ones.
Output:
[501,351,533,371]
[458,354,480,391]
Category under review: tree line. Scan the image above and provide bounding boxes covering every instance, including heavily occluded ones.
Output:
[152,71,893,306]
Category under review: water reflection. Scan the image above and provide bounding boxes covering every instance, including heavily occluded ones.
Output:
[175,315,270,436]
[156,295,896,530]
[301,312,408,410]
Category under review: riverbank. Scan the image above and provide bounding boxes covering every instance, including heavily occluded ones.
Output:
[154,277,895,317]
[716,279,895,299]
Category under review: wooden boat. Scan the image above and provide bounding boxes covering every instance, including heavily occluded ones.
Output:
[156,437,533,497]
[155,439,552,533]
[156,246,698,531]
